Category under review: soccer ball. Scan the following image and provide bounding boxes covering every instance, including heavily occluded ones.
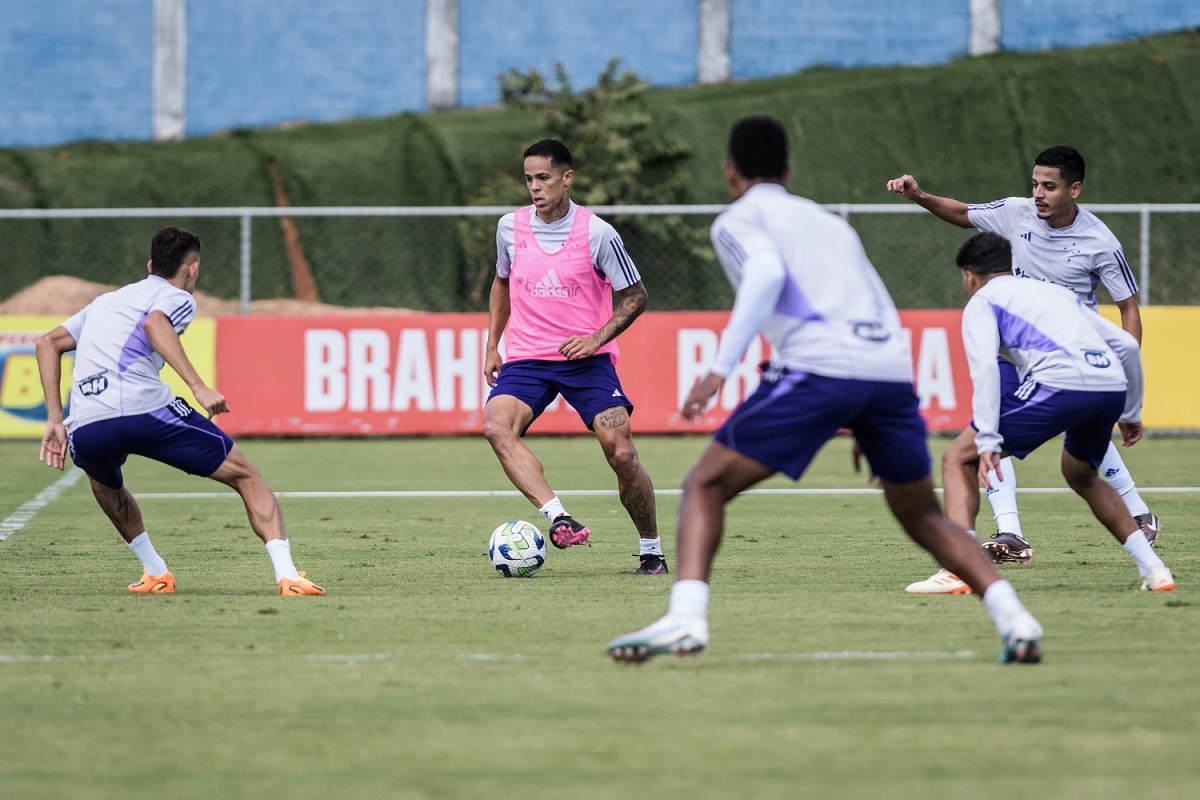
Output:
[488,520,547,578]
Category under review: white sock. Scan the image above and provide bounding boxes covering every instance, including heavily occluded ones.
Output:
[667,579,709,620]
[1099,443,1150,516]
[127,532,168,576]
[1121,530,1165,577]
[539,496,567,522]
[265,538,299,582]
[985,457,1023,537]
[966,529,979,541]
[639,537,663,556]
[982,580,1025,637]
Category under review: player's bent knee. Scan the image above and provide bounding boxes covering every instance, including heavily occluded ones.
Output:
[207,447,263,486]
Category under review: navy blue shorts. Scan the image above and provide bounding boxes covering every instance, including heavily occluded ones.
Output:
[488,355,634,433]
[978,381,1124,468]
[998,358,1020,396]
[68,397,235,488]
[714,368,931,483]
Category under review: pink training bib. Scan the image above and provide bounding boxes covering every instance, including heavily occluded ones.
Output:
[505,205,619,363]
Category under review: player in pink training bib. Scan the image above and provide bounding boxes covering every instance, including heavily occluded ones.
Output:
[483,139,665,575]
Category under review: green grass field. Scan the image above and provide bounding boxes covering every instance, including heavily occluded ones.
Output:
[1,434,1197,799]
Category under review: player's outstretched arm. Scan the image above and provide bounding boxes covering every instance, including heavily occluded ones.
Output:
[559,280,648,360]
[34,325,75,470]
[886,174,972,228]
[144,310,228,418]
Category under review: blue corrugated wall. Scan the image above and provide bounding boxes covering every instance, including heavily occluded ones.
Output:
[1,0,1197,147]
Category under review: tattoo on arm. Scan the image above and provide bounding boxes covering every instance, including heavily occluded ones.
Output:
[593,282,648,346]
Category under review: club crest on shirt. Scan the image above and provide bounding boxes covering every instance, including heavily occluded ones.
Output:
[77,370,109,396]
[1083,350,1112,368]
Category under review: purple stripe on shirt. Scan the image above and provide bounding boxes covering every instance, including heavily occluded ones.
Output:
[117,311,156,372]
[989,303,1065,353]
[715,228,748,267]
[775,273,822,322]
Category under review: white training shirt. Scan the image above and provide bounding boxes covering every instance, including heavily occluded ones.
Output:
[967,197,1137,309]
[60,275,197,430]
[963,274,1143,454]
[709,183,913,382]
[495,201,641,290]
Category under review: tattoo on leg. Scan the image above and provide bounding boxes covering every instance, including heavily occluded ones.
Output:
[620,480,658,538]
[597,408,629,429]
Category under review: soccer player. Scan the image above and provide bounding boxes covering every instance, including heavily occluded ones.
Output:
[35,227,324,597]
[607,116,1043,665]
[482,139,665,574]
[887,146,1160,588]
[932,232,1173,594]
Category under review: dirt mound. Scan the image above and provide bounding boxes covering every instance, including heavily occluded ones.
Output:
[0,276,410,317]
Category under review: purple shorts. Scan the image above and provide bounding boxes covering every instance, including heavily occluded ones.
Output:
[714,367,931,483]
[68,397,234,488]
[488,355,634,433]
[978,378,1124,468]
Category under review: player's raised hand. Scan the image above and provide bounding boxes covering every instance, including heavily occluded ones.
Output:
[39,421,68,470]
[886,174,922,199]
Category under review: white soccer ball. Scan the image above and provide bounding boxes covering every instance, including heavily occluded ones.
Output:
[488,520,547,578]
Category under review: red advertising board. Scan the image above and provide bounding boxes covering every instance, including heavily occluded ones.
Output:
[216,311,970,436]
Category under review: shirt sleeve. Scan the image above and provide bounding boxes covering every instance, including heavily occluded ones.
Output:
[966,197,1019,236]
[495,213,516,279]
[709,251,786,378]
[1085,310,1143,423]
[588,216,641,291]
[150,289,196,334]
[707,211,789,378]
[961,295,1004,454]
[710,207,785,287]
[1093,244,1138,303]
[61,306,88,342]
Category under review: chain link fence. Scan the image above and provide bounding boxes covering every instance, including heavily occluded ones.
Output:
[2,204,1198,312]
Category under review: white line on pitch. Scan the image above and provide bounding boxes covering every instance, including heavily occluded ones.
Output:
[742,651,978,661]
[0,468,85,542]
[0,653,131,663]
[132,486,1200,500]
[0,652,530,664]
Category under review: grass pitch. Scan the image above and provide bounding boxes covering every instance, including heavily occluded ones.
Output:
[1,434,1197,799]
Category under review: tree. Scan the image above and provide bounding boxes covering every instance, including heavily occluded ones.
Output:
[460,60,722,309]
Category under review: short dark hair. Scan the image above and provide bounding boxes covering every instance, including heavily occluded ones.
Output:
[150,226,201,278]
[1034,145,1085,185]
[523,139,573,171]
[728,116,789,180]
[956,231,1013,276]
